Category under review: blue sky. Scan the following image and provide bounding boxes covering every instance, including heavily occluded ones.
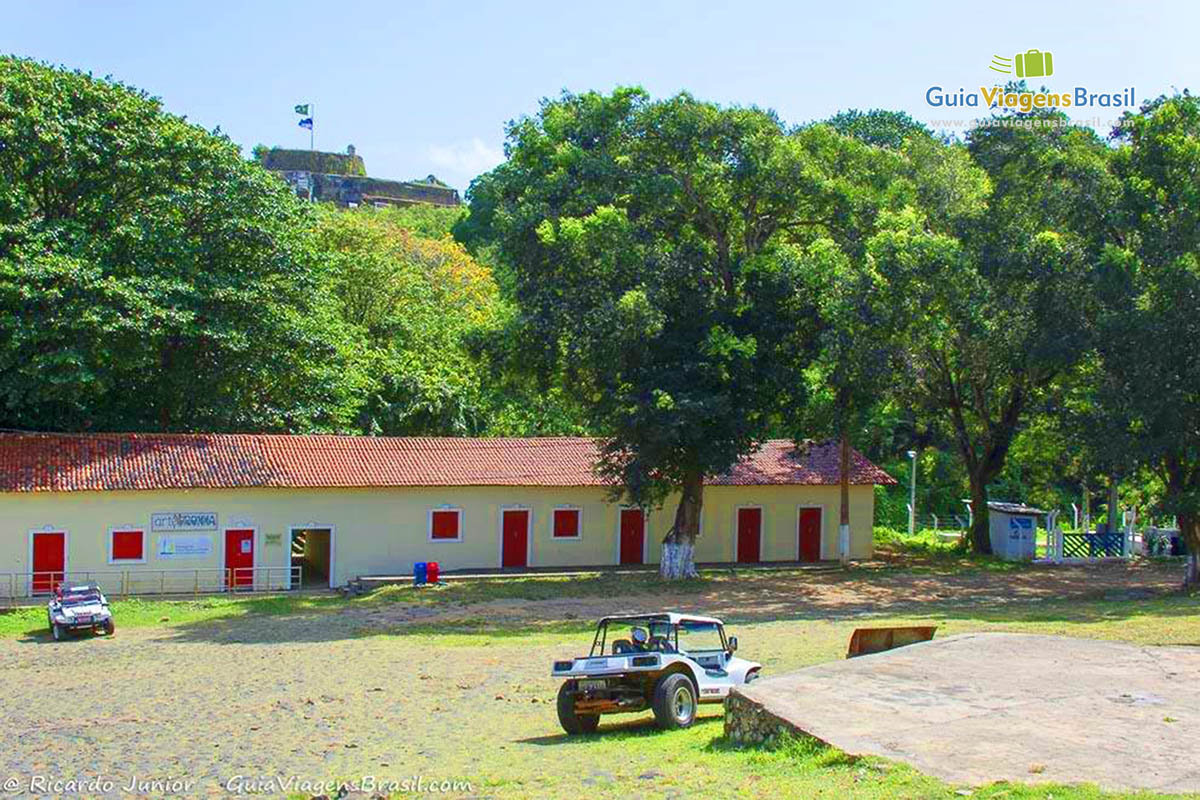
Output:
[2,0,1195,192]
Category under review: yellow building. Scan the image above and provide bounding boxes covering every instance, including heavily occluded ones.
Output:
[0,433,893,595]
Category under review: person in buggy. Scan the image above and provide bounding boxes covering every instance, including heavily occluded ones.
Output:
[612,621,676,654]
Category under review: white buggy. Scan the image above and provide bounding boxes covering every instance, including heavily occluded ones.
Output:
[550,612,761,733]
[47,582,115,641]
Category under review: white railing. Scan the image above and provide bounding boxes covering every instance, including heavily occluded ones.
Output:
[0,566,302,601]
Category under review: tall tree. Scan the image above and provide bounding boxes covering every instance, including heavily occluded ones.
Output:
[827,108,931,150]
[314,207,501,435]
[0,57,363,432]
[465,89,867,578]
[1098,94,1200,584]
[871,110,1114,552]
[795,119,988,556]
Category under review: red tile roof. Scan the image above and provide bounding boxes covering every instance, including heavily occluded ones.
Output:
[0,433,895,493]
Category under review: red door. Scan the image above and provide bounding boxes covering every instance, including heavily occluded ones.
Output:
[619,509,645,565]
[225,529,255,588]
[32,531,65,594]
[737,508,762,563]
[799,508,822,562]
[501,509,529,568]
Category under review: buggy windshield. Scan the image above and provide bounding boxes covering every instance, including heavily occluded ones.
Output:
[589,616,725,656]
[60,591,101,606]
[676,621,726,654]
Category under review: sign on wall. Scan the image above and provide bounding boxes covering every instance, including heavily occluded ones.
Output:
[156,535,213,559]
[150,511,217,532]
[1008,516,1035,541]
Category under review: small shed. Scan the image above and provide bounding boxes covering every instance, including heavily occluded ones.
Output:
[987,501,1046,561]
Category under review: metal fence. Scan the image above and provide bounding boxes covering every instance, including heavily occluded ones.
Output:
[1061,531,1125,559]
[1044,527,1131,562]
[0,566,301,602]
[910,512,971,531]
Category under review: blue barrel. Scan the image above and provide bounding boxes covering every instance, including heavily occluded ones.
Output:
[413,561,428,586]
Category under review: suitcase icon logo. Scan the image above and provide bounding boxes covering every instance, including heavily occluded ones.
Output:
[988,50,1054,78]
[1015,49,1053,78]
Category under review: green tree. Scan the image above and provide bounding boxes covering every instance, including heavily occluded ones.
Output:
[871,111,1114,552]
[466,89,866,578]
[375,203,465,240]
[827,108,931,150]
[1099,94,1200,584]
[314,207,500,435]
[0,57,364,432]
[792,123,988,555]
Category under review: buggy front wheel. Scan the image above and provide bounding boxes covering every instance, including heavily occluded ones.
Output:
[556,681,599,735]
[51,623,64,642]
[652,673,697,730]
[102,619,115,636]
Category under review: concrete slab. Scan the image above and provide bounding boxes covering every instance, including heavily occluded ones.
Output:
[729,633,1200,793]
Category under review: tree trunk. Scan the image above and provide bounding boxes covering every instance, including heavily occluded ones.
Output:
[1106,476,1120,534]
[838,431,851,563]
[660,470,704,580]
[1179,512,1200,588]
[968,473,992,555]
[1081,481,1091,533]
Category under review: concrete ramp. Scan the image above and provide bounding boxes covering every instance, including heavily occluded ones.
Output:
[726,633,1200,793]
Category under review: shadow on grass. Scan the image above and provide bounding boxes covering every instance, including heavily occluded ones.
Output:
[150,583,1200,647]
[7,556,1190,647]
[703,730,860,769]
[517,713,724,746]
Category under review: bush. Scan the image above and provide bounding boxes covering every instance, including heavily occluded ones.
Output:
[873,525,965,556]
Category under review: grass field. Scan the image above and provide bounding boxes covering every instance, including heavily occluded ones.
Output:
[2,555,1196,798]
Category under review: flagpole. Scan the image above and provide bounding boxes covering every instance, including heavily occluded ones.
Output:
[310,102,314,151]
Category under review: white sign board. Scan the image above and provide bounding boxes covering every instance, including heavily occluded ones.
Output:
[151,512,217,532]
[1009,516,1035,542]
[156,535,214,559]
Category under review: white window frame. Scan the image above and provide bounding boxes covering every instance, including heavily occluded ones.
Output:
[550,506,583,541]
[427,507,464,543]
[107,526,148,565]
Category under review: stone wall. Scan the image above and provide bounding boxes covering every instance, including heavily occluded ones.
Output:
[724,690,804,745]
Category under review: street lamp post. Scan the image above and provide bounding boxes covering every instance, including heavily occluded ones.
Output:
[907,450,918,537]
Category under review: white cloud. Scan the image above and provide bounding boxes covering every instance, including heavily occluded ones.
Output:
[427,137,505,186]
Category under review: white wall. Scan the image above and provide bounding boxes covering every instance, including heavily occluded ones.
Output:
[0,483,876,588]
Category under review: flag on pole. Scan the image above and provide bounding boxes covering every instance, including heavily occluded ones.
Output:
[294,104,309,115]
[298,117,313,130]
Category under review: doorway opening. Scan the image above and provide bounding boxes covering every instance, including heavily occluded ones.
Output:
[290,527,332,588]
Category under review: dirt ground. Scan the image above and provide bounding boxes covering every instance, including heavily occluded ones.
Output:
[0,561,1189,798]
[346,558,1183,629]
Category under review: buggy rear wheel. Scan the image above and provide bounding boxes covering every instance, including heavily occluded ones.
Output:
[556,681,599,735]
[652,673,697,730]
